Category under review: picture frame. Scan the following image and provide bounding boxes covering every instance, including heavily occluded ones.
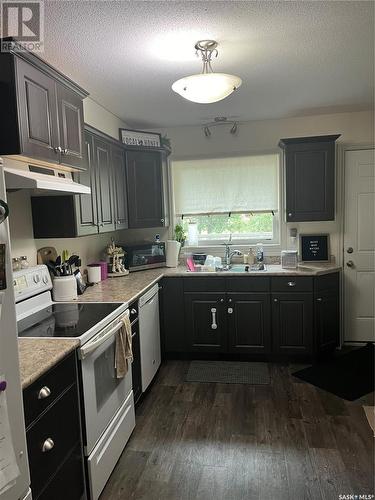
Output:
[299,233,330,262]
[119,128,161,148]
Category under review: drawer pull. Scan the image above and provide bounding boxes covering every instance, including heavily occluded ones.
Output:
[38,386,51,400]
[41,438,54,453]
[287,281,296,287]
[130,308,137,315]
[316,297,322,302]
[211,308,218,330]
[273,298,278,302]
[227,307,233,314]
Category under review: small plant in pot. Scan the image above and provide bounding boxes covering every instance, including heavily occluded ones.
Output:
[174,224,186,246]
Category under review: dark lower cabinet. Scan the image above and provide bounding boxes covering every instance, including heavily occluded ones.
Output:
[315,289,339,352]
[272,293,313,355]
[227,293,271,354]
[161,273,339,359]
[23,352,85,500]
[184,293,227,352]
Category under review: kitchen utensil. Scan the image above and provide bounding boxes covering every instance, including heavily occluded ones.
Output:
[37,246,58,265]
[74,269,87,295]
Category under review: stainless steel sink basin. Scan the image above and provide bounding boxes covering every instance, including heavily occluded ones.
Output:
[223,264,267,272]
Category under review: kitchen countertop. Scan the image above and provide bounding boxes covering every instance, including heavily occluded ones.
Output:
[75,263,341,304]
[18,338,79,389]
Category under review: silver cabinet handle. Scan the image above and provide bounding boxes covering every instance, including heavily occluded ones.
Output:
[347,247,353,254]
[38,386,51,400]
[316,297,322,302]
[211,307,218,330]
[161,219,164,224]
[228,307,233,314]
[228,298,232,303]
[61,148,68,155]
[288,212,292,217]
[42,438,54,452]
[346,260,354,268]
[54,146,62,154]
[287,281,296,287]
[220,298,224,303]
[273,298,278,302]
[131,308,137,314]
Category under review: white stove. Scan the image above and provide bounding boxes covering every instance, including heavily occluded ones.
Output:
[14,265,136,500]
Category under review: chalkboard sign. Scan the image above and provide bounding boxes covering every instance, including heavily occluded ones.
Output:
[300,234,329,262]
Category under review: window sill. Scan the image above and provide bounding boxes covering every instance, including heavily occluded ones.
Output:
[182,243,282,256]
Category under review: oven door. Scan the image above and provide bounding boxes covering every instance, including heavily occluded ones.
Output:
[79,314,133,454]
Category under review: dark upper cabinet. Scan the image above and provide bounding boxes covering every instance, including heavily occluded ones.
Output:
[227,293,271,354]
[272,292,313,355]
[279,135,340,222]
[126,150,167,229]
[184,293,227,352]
[74,131,98,236]
[0,41,88,170]
[94,136,115,232]
[111,145,128,230]
[16,58,59,163]
[56,83,85,170]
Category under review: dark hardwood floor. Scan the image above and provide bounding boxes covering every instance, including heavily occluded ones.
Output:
[100,361,374,500]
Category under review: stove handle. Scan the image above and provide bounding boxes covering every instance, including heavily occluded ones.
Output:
[79,310,130,359]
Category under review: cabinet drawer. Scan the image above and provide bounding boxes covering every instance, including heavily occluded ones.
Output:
[271,276,313,292]
[27,384,80,498]
[183,277,225,292]
[37,444,84,500]
[226,277,270,292]
[314,272,339,293]
[24,352,76,427]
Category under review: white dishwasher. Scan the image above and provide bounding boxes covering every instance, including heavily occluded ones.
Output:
[138,283,161,391]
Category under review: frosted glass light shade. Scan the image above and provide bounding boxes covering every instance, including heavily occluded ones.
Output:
[172,72,242,103]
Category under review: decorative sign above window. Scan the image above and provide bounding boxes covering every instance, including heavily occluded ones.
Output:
[119,128,161,148]
[300,234,330,262]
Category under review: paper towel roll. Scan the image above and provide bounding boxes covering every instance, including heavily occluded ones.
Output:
[166,240,181,268]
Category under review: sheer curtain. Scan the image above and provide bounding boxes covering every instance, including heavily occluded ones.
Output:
[173,154,279,216]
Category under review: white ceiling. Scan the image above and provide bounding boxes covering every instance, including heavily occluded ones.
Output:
[42,1,374,128]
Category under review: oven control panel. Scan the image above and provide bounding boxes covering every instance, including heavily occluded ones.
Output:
[13,265,52,302]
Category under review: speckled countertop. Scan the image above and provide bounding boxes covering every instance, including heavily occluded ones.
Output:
[75,263,341,304]
[18,338,79,389]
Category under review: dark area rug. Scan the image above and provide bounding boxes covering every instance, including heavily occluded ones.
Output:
[293,343,374,401]
[186,360,270,385]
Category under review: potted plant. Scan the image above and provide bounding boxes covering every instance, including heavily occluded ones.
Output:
[174,223,186,246]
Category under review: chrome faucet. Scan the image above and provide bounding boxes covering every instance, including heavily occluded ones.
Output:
[223,243,242,267]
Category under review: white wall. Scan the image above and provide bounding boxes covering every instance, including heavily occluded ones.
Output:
[153,110,374,262]
[8,98,166,269]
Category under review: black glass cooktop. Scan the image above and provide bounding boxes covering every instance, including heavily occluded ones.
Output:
[17,303,122,338]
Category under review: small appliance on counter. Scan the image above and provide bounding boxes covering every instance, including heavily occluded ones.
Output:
[120,242,166,272]
[281,250,298,269]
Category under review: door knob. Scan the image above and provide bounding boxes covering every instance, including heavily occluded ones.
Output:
[346,260,354,268]
[347,247,353,254]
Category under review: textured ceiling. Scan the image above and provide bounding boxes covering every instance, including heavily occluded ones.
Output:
[41,1,374,128]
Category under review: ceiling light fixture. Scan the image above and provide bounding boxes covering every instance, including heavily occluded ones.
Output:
[202,116,239,137]
[172,40,242,104]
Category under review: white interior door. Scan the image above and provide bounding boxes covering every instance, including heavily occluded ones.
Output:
[343,148,375,342]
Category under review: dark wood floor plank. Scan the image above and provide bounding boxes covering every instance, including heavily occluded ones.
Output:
[101,361,375,500]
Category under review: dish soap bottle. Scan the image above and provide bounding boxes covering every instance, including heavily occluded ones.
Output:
[256,243,264,263]
[248,248,255,265]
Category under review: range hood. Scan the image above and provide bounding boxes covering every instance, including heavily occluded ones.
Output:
[2,159,90,194]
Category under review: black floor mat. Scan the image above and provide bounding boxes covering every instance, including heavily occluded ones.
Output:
[292,344,374,401]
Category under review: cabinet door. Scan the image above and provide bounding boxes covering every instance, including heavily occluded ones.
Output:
[160,278,185,353]
[227,293,271,354]
[272,293,313,355]
[315,290,339,352]
[284,140,336,221]
[16,58,59,163]
[184,293,227,352]
[57,84,85,170]
[111,145,128,230]
[126,150,164,228]
[94,136,115,232]
[74,131,98,236]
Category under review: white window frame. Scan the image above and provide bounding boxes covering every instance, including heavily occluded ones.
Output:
[171,150,283,254]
